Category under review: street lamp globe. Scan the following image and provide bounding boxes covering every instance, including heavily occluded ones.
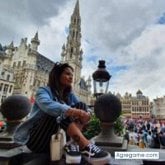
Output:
[92,60,111,97]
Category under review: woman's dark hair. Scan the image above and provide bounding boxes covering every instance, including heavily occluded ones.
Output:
[48,62,73,103]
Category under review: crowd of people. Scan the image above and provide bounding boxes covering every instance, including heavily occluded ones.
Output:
[124,118,165,149]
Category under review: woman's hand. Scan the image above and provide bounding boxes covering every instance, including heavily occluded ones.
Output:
[66,108,91,124]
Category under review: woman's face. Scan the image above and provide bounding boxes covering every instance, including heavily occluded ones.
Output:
[60,67,73,88]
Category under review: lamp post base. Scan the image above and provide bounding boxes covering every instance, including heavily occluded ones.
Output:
[92,123,128,156]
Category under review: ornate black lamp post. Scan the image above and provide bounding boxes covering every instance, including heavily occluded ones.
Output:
[92,60,127,155]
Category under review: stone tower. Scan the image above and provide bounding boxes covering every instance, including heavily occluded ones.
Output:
[61,0,83,94]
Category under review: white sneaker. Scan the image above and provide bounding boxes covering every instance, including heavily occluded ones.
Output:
[64,142,81,164]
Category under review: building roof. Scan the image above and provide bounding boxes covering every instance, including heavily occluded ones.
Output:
[136,89,143,95]
[36,53,55,73]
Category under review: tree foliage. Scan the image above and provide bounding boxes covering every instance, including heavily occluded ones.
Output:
[83,114,124,139]
[83,114,101,139]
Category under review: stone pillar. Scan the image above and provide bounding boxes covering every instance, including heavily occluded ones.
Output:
[92,94,128,155]
[0,95,31,149]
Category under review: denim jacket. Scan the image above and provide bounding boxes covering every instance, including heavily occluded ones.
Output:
[13,86,79,145]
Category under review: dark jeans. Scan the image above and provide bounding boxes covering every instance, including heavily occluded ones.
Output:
[26,102,87,153]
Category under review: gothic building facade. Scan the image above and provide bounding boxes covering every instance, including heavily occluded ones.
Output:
[0,0,91,105]
[1,34,54,102]
[0,46,15,104]
[152,96,165,122]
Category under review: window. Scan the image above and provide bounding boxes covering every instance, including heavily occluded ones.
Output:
[76,31,78,39]
[3,84,9,93]
[70,47,73,58]
[1,71,4,76]
[23,60,26,66]
[13,62,16,67]
[0,83,3,91]
[7,74,10,81]
[9,85,13,93]
[17,61,21,68]
[1,96,6,103]
[33,79,36,86]
[72,31,75,38]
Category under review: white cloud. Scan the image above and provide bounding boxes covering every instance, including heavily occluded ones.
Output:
[38,1,74,61]
[110,24,165,100]
[1,0,165,100]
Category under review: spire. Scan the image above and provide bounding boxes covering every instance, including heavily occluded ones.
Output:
[62,43,65,50]
[34,31,39,40]
[8,41,14,49]
[31,32,40,51]
[31,32,40,44]
[73,0,80,16]
[6,41,14,56]
[60,0,83,93]
[61,0,82,64]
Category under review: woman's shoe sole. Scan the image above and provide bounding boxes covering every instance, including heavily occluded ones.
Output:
[65,154,82,164]
[83,152,111,165]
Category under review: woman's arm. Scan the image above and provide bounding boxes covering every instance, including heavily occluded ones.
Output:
[35,87,71,117]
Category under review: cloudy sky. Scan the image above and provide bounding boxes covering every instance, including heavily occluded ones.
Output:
[1,0,165,101]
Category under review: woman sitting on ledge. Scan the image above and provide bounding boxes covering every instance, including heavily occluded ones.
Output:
[14,62,110,164]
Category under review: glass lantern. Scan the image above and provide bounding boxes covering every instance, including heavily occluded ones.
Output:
[92,60,111,97]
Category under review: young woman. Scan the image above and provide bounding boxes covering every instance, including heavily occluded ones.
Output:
[14,62,110,164]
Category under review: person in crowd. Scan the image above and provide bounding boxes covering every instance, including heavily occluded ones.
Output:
[159,131,165,148]
[146,131,153,148]
[142,129,148,147]
[139,136,145,148]
[152,130,160,148]
[146,121,151,131]
[14,62,110,164]
[133,130,139,146]
[124,130,130,144]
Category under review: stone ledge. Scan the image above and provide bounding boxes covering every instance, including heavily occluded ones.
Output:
[0,145,165,165]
